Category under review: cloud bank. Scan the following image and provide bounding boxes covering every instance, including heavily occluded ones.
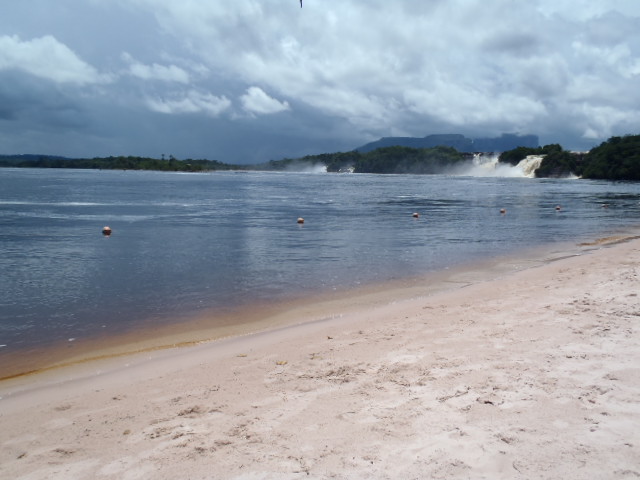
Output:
[0,35,107,85]
[0,1,639,162]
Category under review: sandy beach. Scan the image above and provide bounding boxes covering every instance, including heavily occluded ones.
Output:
[1,237,639,479]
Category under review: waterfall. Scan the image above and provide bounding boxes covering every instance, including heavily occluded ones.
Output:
[472,153,499,170]
[424,153,546,178]
[516,155,544,178]
[458,153,527,177]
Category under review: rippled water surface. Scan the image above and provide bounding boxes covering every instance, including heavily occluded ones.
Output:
[1,168,639,352]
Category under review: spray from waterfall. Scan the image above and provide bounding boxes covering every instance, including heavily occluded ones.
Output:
[453,153,544,178]
[284,162,328,173]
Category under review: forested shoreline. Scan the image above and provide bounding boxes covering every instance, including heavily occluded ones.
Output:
[0,155,242,172]
[2,134,639,180]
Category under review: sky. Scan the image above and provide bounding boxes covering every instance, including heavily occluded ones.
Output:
[1,1,639,164]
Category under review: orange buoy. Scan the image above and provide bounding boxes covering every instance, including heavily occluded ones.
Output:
[297,217,304,224]
[102,226,112,236]
[412,212,419,218]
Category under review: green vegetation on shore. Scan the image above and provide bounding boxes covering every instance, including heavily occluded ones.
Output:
[580,135,640,180]
[2,134,639,180]
[0,154,245,172]
[261,145,465,174]
[498,134,640,180]
[0,146,466,175]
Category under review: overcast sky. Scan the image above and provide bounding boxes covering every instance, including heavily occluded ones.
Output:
[1,1,639,163]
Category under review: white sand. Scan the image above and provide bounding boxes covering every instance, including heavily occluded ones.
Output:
[1,238,639,479]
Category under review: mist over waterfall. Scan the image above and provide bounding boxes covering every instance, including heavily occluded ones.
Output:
[453,154,543,178]
[280,152,545,177]
[283,162,328,173]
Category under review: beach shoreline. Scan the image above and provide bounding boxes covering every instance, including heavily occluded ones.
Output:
[1,235,639,479]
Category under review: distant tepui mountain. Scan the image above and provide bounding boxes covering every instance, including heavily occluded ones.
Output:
[355,133,539,153]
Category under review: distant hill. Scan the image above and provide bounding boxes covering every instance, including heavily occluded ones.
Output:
[356,133,539,153]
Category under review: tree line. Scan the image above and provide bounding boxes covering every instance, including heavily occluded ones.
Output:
[0,155,244,172]
[2,134,639,180]
[259,145,466,174]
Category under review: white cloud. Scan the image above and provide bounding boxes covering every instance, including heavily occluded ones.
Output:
[241,87,290,115]
[106,1,640,140]
[122,53,190,83]
[537,0,640,20]
[0,35,107,85]
[577,104,640,140]
[146,90,231,116]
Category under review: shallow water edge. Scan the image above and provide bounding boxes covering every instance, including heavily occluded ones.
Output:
[2,230,638,382]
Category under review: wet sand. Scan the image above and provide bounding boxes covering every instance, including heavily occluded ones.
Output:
[1,237,639,479]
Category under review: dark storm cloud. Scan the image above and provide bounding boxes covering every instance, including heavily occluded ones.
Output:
[0,71,87,127]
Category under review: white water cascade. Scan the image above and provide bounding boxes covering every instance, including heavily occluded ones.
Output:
[459,153,544,178]
[517,155,544,178]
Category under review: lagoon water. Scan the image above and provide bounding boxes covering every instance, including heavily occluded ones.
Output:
[1,167,639,363]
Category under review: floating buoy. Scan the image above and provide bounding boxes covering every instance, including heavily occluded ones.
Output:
[102,226,112,236]
[500,208,506,214]
[412,212,420,218]
[555,205,561,211]
[297,217,304,224]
